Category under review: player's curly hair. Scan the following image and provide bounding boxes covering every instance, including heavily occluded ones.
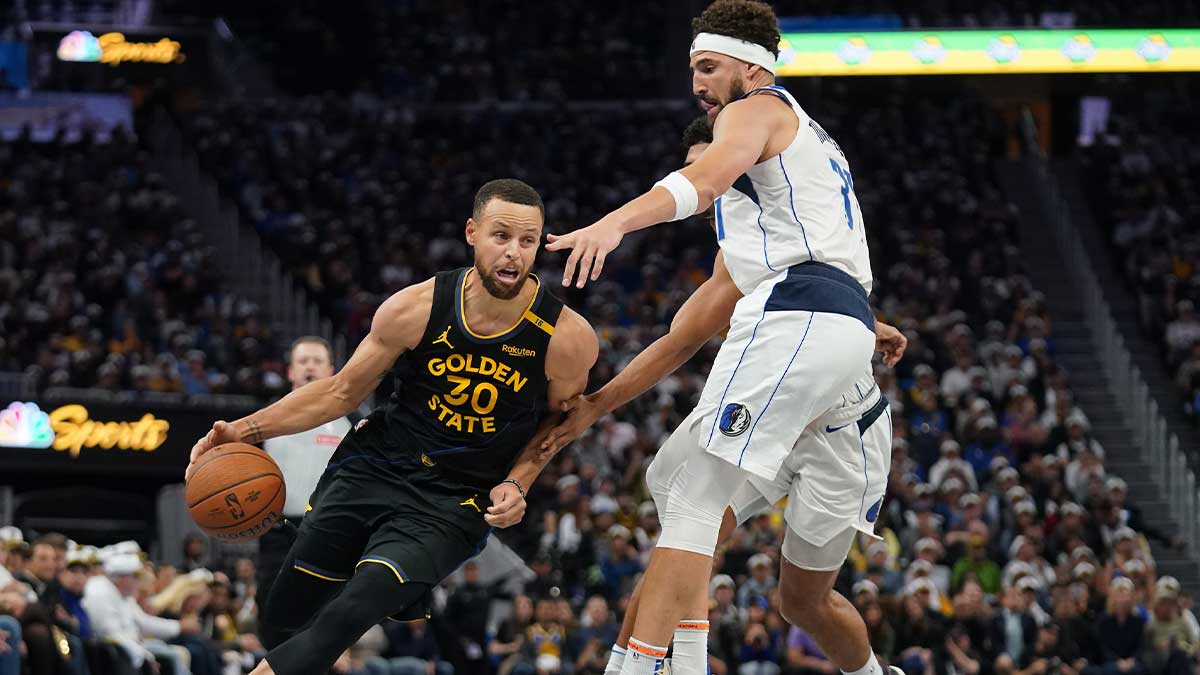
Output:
[692,0,781,58]
[681,116,714,153]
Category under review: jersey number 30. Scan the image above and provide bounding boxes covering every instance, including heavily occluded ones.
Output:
[828,159,854,230]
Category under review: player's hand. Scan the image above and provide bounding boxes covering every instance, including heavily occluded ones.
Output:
[540,394,605,456]
[874,320,907,367]
[545,218,624,288]
[185,420,240,481]
[485,481,526,528]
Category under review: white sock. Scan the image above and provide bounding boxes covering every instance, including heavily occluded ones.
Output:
[622,637,667,675]
[671,620,709,675]
[842,652,884,675]
[606,646,627,675]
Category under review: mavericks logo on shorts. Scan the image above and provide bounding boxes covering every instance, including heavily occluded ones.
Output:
[718,403,752,437]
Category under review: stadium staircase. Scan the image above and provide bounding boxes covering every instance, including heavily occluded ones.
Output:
[144,111,346,365]
[997,159,1200,596]
[1050,158,1200,472]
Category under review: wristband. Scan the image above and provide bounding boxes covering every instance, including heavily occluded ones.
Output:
[500,478,526,498]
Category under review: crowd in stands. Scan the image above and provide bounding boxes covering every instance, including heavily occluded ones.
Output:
[4,75,1195,675]
[0,133,289,399]
[184,97,701,350]
[2,2,1198,673]
[1079,80,1200,422]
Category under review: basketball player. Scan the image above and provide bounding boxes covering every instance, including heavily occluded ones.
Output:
[545,117,902,675]
[546,3,890,675]
[255,336,352,623]
[185,179,599,675]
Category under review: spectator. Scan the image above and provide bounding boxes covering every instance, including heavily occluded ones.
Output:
[83,551,198,674]
[988,586,1038,667]
[1143,586,1197,675]
[382,619,451,675]
[519,598,568,675]
[952,529,1003,595]
[1089,578,1147,675]
[738,555,778,611]
[490,595,534,675]
[572,596,618,675]
[446,562,493,675]
[860,598,895,663]
[181,534,207,573]
[783,624,832,675]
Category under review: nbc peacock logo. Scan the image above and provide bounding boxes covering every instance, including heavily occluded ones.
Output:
[57,31,103,63]
[1136,34,1170,62]
[835,37,871,65]
[0,402,54,449]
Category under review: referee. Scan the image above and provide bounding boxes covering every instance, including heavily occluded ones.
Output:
[255,336,354,618]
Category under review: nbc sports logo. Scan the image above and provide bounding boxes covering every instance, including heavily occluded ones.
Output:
[0,402,54,448]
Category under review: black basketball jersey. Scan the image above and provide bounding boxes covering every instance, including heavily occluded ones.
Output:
[380,267,564,489]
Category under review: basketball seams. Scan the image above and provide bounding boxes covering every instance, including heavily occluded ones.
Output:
[201,482,283,530]
[188,447,263,478]
[187,472,279,508]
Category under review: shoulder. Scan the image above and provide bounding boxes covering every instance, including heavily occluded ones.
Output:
[719,91,792,125]
[547,306,599,372]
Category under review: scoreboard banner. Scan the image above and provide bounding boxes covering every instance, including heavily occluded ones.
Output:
[774,29,1200,76]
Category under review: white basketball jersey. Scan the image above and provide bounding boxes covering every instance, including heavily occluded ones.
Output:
[714,85,873,296]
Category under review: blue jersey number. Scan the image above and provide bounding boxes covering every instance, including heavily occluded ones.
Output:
[829,159,854,230]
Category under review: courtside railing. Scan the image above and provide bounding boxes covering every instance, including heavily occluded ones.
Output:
[1020,112,1198,549]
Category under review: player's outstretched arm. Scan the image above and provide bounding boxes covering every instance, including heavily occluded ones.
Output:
[541,253,743,454]
[186,280,433,477]
[546,97,778,288]
[485,308,599,528]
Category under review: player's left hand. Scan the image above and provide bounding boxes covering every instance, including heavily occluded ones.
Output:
[545,219,624,288]
[485,481,526,528]
[540,393,604,456]
[874,320,907,367]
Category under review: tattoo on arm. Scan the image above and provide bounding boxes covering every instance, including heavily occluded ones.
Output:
[246,420,263,444]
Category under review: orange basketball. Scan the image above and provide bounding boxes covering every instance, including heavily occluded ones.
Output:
[186,442,286,542]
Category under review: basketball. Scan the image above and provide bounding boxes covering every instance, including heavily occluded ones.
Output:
[186,442,286,542]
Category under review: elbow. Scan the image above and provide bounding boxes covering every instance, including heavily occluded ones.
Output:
[695,183,721,212]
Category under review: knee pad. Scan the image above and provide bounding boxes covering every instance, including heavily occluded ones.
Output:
[781,525,856,572]
[655,450,747,556]
[646,417,700,515]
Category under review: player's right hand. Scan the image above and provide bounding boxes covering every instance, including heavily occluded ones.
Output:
[185,420,240,481]
[540,394,605,456]
[874,320,907,367]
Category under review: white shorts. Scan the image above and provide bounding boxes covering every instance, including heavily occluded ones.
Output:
[729,385,892,548]
[693,269,876,482]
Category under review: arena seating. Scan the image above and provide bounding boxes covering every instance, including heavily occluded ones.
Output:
[0,132,288,399]
[1079,82,1200,421]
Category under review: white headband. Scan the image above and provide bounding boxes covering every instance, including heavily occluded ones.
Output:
[690,32,777,75]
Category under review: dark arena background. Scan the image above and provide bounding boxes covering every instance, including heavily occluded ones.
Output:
[2,1,1200,674]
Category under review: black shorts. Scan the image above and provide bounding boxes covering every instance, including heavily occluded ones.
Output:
[289,415,493,619]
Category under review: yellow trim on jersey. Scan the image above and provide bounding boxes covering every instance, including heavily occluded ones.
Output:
[293,564,346,582]
[305,503,312,513]
[459,270,541,339]
[522,309,555,336]
[357,558,406,584]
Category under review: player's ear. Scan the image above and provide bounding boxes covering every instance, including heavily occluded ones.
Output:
[465,218,478,245]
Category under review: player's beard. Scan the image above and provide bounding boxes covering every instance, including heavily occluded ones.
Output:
[475,261,528,300]
[726,76,748,106]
